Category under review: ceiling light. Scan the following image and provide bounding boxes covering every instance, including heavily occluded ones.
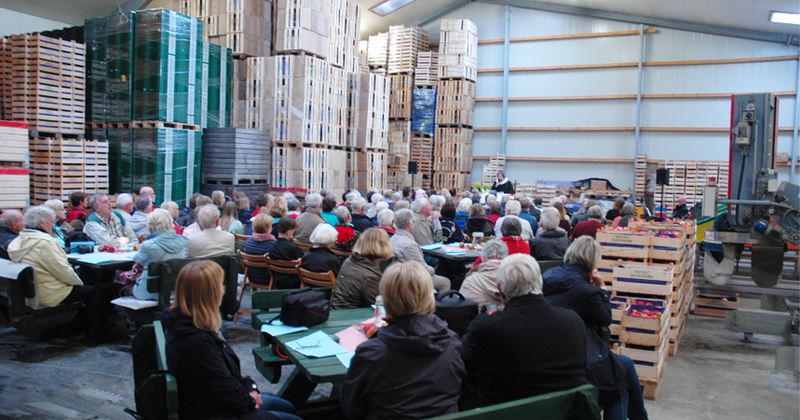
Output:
[370,0,415,16]
[769,11,800,25]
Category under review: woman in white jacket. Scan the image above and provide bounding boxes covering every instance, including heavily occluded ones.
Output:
[8,206,120,342]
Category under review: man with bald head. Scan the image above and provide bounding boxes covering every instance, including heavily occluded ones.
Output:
[139,186,156,204]
[671,196,690,220]
[0,210,24,259]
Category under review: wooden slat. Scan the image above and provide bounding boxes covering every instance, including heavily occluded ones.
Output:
[478,55,799,73]
[474,155,634,163]
[475,91,798,102]
[474,126,796,132]
[479,62,637,73]
[430,28,659,47]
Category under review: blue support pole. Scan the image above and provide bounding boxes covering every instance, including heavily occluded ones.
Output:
[791,58,800,183]
[501,5,511,156]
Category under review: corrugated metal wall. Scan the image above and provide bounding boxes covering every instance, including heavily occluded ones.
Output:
[423,2,799,190]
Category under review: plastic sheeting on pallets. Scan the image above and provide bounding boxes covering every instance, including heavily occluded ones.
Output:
[411,88,435,134]
[201,128,271,183]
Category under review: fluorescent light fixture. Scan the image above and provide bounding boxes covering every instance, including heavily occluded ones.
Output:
[769,11,800,25]
[370,0,415,16]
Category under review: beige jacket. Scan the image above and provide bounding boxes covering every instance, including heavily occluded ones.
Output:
[8,229,83,307]
[459,260,505,310]
[186,228,235,258]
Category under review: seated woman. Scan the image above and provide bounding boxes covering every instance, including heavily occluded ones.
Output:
[43,199,73,247]
[8,206,120,342]
[300,223,342,277]
[459,239,508,310]
[183,196,214,237]
[553,201,572,234]
[437,201,466,244]
[542,236,649,420]
[605,197,625,223]
[463,203,494,238]
[486,202,503,226]
[612,202,638,228]
[340,261,466,420]
[132,209,189,300]
[236,193,253,224]
[267,217,303,289]
[220,201,245,235]
[330,229,393,310]
[211,190,226,210]
[243,215,276,286]
[162,260,300,420]
[334,206,361,250]
[472,217,529,266]
[320,195,339,226]
[160,201,183,235]
[66,191,89,230]
[267,196,288,237]
[455,198,472,229]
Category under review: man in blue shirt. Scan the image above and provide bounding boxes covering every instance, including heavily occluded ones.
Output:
[518,197,539,235]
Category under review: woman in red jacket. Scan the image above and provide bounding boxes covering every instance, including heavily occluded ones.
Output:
[473,217,529,266]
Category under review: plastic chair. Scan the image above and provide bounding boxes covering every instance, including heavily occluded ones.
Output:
[234,250,273,323]
[298,268,337,288]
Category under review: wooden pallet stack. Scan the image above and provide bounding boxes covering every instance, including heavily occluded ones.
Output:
[347,72,389,192]
[482,154,505,185]
[29,137,109,204]
[10,34,85,135]
[367,32,388,75]
[433,19,477,191]
[414,51,438,87]
[514,182,557,200]
[274,0,330,59]
[201,128,271,196]
[177,0,272,57]
[0,38,11,120]
[388,25,429,74]
[653,159,729,213]
[597,220,697,400]
[0,121,30,209]
[635,154,647,198]
[328,0,361,73]
[231,57,248,127]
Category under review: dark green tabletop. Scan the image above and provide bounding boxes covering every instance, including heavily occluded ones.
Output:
[422,246,481,262]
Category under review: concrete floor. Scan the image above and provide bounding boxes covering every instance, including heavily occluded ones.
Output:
[0,296,798,419]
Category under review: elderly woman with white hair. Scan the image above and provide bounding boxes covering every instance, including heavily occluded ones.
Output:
[131,209,189,300]
[543,236,649,420]
[334,205,361,250]
[160,200,183,235]
[462,254,587,407]
[365,193,384,219]
[529,207,571,261]
[612,202,638,228]
[459,239,509,310]
[44,198,74,247]
[455,197,472,229]
[375,208,396,236]
[300,223,342,277]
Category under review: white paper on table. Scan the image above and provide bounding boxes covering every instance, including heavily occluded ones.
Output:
[336,352,356,368]
[111,297,158,310]
[286,330,349,358]
[261,321,309,337]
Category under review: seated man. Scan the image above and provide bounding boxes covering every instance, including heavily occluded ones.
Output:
[530,207,571,261]
[293,193,325,243]
[267,217,304,289]
[186,204,235,258]
[493,200,534,241]
[572,205,605,240]
[0,210,23,259]
[9,206,121,342]
[350,198,374,233]
[83,194,138,246]
[410,198,435,245]
[115,193,134,223]
[391,209,451,293]
[128,196,153,238]
[462,253,587,407]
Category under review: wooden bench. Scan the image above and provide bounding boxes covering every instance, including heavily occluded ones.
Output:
[537,258,564,272]
[250,288,333,384]
[129,320,178,420]
[424,383,600,420]
[127,254,241,326]
[0,259,84,336]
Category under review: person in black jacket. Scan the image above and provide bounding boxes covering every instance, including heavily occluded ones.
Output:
[301,224,342,277]
[162,260,300,420]
[349,197,374,233]
[267,217,303,289]
[530,207,571,260]
[340,261,467,420]
[463,204,494,238]
[463,253,587,407]
[542,236,649,420]
[0,210,23,259]
[670,196,690,220]
[490,172,515,194]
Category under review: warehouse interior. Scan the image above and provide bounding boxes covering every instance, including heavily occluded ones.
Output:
[0,0,798,419]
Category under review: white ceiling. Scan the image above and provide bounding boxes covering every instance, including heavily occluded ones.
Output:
[0,0,797,38]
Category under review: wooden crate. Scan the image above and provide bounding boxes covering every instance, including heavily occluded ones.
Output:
[0,167,29,209]
[620,303,671,347]
[0,120,29,163]
[694,292,739,317]
[612,263,675,296]
[389,73,413,120]
[598,230,650,259]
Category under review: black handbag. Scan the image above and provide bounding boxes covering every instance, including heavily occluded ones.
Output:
[434,290,479,336]
[274,287,330,327]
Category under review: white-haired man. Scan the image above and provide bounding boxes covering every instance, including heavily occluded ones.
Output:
[293,193,325,243]
[0,209,23,259]
[186,204,235,258]
[493,200,534,241]
[115,193,134,223]
[391,209,451,293]
[84,194,138,245]
[462,253,587,406]
[350,198,373,233]
[529,207,570,260]
[410,197,435,245]
[376,208,396,236]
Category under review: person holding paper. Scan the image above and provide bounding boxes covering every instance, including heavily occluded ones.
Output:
[340,261,467,420]
[162,260,300,420]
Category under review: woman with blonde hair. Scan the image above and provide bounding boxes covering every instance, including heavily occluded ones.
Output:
[211,190,225,209]
[341,261,466,419]
[330,228,393,309]
[160,200,182,235]
[163,260,300,420]
[131,209,188,300]
[243,214,276,286]
[268,195,288,236]
[220,201,244,234]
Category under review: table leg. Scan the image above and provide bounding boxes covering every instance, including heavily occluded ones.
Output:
[277,367,317,409]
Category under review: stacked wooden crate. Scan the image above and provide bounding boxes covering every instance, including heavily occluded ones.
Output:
[514,182,557,200]
[11,34,85,135]
[597,220,697,400]
[274,0,330,59]
[0,121,30,209]
[643,159,729,213]
[414,51,438,87]
[177,0,272,57]
[433,19,477,191]
[482,154,505,185]
[30,137,109,204]
[635,154,647,198]
[0,38,11,120]
[367,32,388,75]
[347,72,389,192]
[201,128,271,196]
[388,25,428,74]
[328,0,361,73]
[231,57,248,127]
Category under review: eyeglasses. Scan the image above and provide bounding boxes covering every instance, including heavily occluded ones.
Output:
[296,339,320,349]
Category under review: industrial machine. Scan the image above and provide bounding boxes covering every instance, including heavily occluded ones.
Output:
[703,93,800,287]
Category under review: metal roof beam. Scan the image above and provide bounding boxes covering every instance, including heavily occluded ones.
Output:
[410,0,475,28]
[478,0,798,46]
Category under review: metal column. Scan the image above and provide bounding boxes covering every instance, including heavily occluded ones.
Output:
[791,58,800,183]
[501,5,511,156]
[634,24,645,193]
